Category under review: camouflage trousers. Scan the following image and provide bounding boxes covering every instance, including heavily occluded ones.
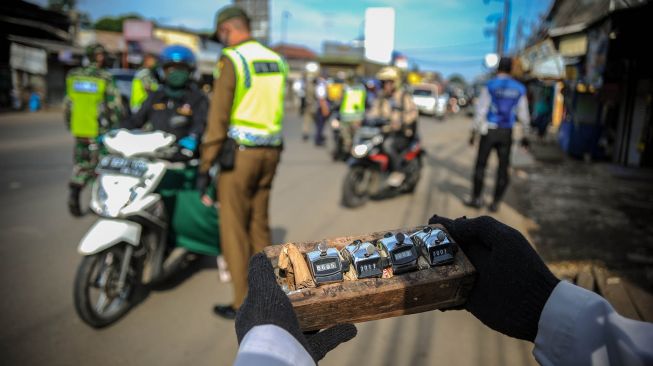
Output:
[69,137,103,189]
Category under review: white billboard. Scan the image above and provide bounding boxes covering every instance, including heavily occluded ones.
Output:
[364,7,395,64]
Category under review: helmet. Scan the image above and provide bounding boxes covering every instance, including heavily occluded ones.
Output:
[215,5,250,29]
[376,66,400,84]
[86,43,106,58]
[160,45,196,70]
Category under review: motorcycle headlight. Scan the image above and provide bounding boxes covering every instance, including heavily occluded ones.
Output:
[352,144,369,158]
[331,119,340,129]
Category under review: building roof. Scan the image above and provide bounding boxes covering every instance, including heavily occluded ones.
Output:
[272,44,317,60]
[547,0,650,37]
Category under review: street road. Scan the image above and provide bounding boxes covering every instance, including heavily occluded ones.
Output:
[0,109,537,365]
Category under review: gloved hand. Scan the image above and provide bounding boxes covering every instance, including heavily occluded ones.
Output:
[520,137,530,149]
[196,171,211,202]
[428,215,559,342]
[178,135,198,152]
[236,253,357,363]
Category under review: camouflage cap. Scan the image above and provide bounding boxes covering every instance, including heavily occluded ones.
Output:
[215,6,250,29]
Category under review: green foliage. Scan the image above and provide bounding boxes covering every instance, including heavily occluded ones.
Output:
[93,14,143,32]
[448,73,467,87]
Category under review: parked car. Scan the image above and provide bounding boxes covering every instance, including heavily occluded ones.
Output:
[411,83,446,120]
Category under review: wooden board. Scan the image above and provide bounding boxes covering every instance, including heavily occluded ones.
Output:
[593,266,640,320]
[263,224,476,331]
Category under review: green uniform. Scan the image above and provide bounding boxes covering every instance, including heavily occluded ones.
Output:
[64,63,122,188]
[130,67,159,112]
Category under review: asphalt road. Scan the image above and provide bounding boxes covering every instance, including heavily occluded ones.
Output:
[0,109,537,366]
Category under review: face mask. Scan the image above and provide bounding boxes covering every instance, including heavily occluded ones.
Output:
[166,69,190,88]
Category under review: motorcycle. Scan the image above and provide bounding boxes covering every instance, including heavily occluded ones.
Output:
[341,119,423,208]
[73,129,220,328]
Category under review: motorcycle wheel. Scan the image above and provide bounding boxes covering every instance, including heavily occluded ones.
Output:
[73,245,142,328]
[342,167,370,208]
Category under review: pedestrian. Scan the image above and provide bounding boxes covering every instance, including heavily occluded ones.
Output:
[467,56,530,212]
[339,74,366,154]
[233,215,653,366]
[64,44,122,216]
[130,51,160,113]
[197,5,287,319]
[313,75,329,146]
[301,74,315,142]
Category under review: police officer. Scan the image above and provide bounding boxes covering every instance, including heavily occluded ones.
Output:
[130,52,160,113]
[197,6,287,319]
[367,66,419,187]
[64,44,122,216]
[339,74,366,155]
[467,57,530,212]
[123,45,206,154]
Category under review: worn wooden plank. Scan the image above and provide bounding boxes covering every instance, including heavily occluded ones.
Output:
[264,224,476,331]
[622,278,653,323]
[575,266,595,292]
[593,266,641,321]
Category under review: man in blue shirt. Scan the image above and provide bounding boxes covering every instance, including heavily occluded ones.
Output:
[468,57,530,212]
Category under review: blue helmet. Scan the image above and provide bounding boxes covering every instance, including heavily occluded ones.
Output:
[160,45,196,69]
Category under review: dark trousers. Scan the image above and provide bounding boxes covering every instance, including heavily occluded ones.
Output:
[314,111,327,145]
[384,133,410,172]
[473,128,512,202]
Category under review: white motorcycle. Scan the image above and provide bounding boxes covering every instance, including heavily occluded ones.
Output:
[73,129,220,328]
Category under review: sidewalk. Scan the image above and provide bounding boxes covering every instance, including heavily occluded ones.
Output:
[507,137,653,320]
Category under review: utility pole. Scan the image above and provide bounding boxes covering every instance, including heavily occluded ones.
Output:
[484,0,512,56]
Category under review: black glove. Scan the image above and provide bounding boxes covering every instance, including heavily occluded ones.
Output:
[236,253,357,362]
[520,137,530,149]
[429,215,559,342]
[195,171,211,197]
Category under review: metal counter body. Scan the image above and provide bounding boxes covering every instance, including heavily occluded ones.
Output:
[343,241,384,279]
[413,227,456,266]
[306,246,345,284]
[378,232,420,274]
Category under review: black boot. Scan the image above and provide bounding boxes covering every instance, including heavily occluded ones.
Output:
[68,186,82,217]
[489,201,500,212]
[213,304,237,319]
[464,196,483,209]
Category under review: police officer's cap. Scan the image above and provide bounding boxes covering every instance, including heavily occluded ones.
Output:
[215,6,250,28]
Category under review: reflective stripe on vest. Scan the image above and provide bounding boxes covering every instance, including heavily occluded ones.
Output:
[340,87,366,122]
[66,75,107,138]
[223,41,287,146]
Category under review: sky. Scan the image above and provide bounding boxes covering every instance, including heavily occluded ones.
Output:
[32,0,551,81]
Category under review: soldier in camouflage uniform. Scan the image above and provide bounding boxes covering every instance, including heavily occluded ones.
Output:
[64,44,122,216]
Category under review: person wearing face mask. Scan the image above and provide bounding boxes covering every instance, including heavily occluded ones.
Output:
[122,45,207,158]
[197,6,287,320]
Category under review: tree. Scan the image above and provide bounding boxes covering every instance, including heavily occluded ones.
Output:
[448,73,467,88]
[94,14,143,33]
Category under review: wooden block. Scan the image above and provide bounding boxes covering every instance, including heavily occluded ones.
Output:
[264,224,476,331]
[575,266,595,292]
[593,266,641,320]
[622,278,653,323]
